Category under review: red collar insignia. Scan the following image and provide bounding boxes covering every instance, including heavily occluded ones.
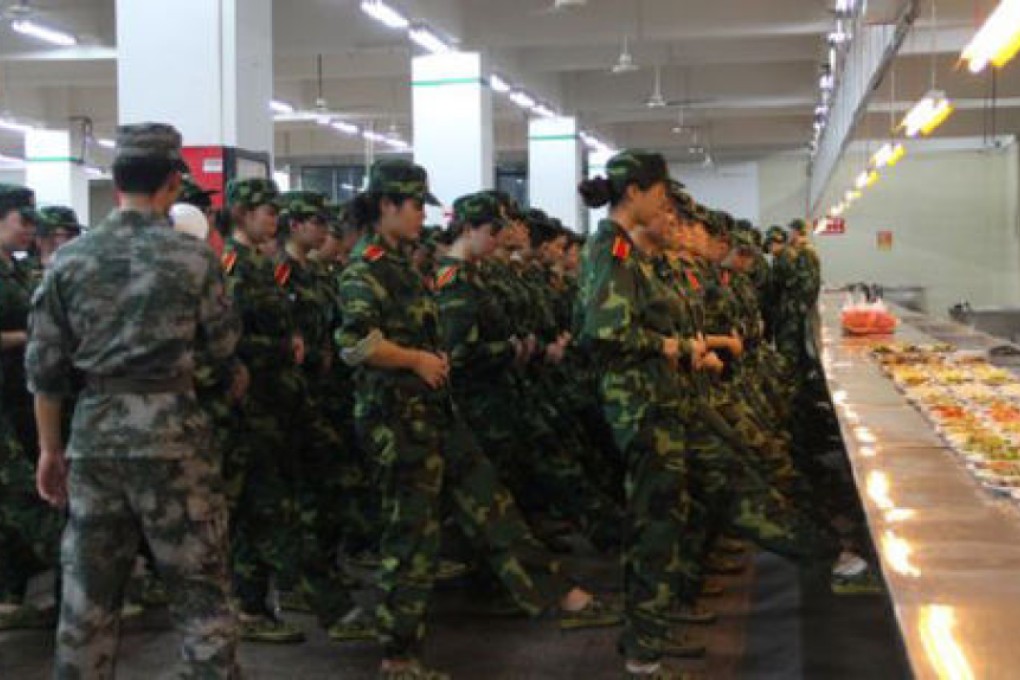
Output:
[274,262,292,287]
[364,245,386,262]
[685,269,701,291]
[221,251,237,275]
[611,236,631,260]
[436,265,459,290]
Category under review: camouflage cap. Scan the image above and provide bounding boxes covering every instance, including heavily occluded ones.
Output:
[366,159,440,206]
[0,183,41,223]
[37,205,84,237]
[731,228,756,252]
[765,225,788,246]
[279,190,329,221]
[115,122,189,171]
[452,191,507,229]
[481,189,522,222]
[606,149,670,190]
[324,201,347,235]
[667,180,698,220]
[177,177,218,210]
[788,218,808,234]
[225,177,280,209]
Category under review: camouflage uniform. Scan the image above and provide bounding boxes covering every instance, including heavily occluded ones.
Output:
[220,179,303,634]
[24,122,240,679]
[337,161,582,664]
[576,196,697,662]
[0,185,61,612]
[274,190,363,632]
[435,193,622,552]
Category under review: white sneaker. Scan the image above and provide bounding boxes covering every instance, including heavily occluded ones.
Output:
[832,551,868,578]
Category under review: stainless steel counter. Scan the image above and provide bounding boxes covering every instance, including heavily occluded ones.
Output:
[819,292,1020,680]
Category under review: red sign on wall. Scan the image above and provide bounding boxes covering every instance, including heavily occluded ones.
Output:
[815,217,846,235]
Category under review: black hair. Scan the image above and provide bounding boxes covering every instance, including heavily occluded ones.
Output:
[527,219,560,249]
[112,156,178,195]
[348,191,413,230]
[578,172,663,209]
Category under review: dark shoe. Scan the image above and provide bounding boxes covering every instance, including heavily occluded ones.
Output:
[0,605,57,631]
[705,555,745,576]
[700,581,725,598]
[327,606,376,642]
[560,595,623,631]
[715,537,747,556]
[436,559,471,581]
[276,590,313,614]
[663,603,717,625]
[238,612,306,643]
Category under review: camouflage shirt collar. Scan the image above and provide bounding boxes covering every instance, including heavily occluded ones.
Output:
[110,208,173,228]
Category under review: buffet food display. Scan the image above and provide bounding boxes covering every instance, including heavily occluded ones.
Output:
[872,341,1020,497]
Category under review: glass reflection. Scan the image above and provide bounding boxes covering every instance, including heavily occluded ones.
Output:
[918,605,975,680]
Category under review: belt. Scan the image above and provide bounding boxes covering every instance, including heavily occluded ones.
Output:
[85,374,194,395]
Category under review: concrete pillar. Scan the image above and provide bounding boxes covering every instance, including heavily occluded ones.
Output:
[528,117,583,231]
[116,0,273,155]
[412,52,494,221]
[25,128,89,220]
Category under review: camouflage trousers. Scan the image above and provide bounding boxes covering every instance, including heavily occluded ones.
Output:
[357,391,573,661]
[56,456,238,680]
[454,376,623,553]
[600,373,694,664]
[0,416,62,604]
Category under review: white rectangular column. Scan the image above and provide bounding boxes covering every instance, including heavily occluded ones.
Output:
[116,0,273,154]
[529,117,583,231]
[412,52,494,220]
[25,129,89,220]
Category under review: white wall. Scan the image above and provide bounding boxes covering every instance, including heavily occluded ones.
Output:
[758,153,808,228]
[671,161,760,223]
[813,141,1020,318]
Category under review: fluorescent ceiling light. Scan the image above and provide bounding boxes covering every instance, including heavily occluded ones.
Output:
[0,153,24,165]
[900,90,954,137]
[96,138,115,149]
[533,104,556,118]
[509,90,536,110]
[270,100,295,115]
[85,166,108,178]
[362,130,388,142]
[360,0,410,29]
[331,120,359,135]
[0,119,33,134]
[962,0,1020,73]
[11,19,77,47]
[490,74,511,94]
[409,24,451,54]
[384,138,410,150]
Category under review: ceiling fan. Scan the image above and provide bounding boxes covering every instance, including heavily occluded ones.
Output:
[611,35,639,74]
[532,0,587,15]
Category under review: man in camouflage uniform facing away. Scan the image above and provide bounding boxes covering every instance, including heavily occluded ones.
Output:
[26,123,241,679]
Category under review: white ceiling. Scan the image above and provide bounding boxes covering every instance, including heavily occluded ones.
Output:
[0,0,1016,166]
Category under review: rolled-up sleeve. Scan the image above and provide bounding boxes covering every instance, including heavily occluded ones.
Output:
[336,265,383,365]
[25,267,74,397]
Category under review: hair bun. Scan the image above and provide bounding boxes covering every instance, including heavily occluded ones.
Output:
[578,176,613,208]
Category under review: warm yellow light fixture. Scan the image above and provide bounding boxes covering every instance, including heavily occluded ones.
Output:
[871,142,906,169]
[900,90,954,137]
[962,0,1020,73]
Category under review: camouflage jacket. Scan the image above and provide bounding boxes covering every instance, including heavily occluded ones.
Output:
[576,220,691,398]
[773,243,821,317]
[337,233,447,419]
[222,236,296,379]
[0,254,34,412]
[435,255,516,385]
[276,251,338,373]
[480,258,534,339]
[25,209,240,459]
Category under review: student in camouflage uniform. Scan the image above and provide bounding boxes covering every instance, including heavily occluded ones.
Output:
[337,160,618,680]
[274,190,374,641]
[33,206,84,275]
[435,192,622,554]
[26,123,240,679]
[762,225,788,342]
[0,185,63,631]
[220,178,306,643]
[577,151,708,678]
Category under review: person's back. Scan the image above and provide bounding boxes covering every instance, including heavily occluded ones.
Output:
[26,122,241,680]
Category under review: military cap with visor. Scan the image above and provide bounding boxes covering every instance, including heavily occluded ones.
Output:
[36,205,84,237]
[226,177,281,209]
[452,191,508,230]
[279,190,330,222]
[115,122,190,172]
[765,225,788,246]
[0,183,42,224]
[177,177,218,210]
[605,149,670,191]
[366,159,440,206]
